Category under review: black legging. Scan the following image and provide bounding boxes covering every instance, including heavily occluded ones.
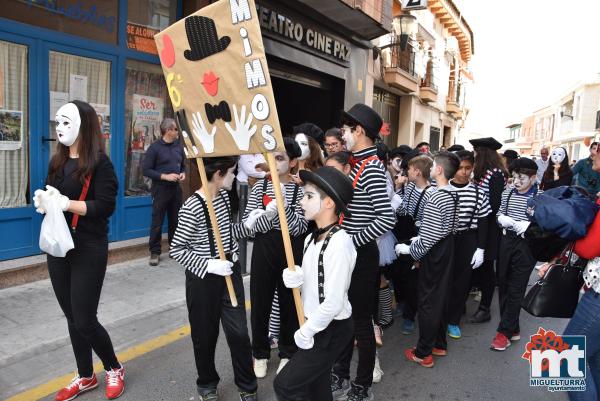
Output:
[47,238,119,377]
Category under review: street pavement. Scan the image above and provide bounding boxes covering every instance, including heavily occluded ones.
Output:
[1,255,570,401]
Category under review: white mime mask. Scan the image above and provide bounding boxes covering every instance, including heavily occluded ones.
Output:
[551,147,566,165]
[295,133,310,161]
[55,103,81,147]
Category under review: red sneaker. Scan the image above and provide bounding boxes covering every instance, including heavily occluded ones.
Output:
[105,365,125,399]
[490,332,511,351]
[405,348,434,367]
[55,374,98,401]
[432,347,447,356]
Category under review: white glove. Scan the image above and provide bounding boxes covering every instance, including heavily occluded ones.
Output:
[46,185,70,211]
[294,327,314,350]
[410,236,420,243]
[497,215,516,229]
[395,243,411,255]
[471,248,485,269]
[390,194,403,210]
[264,200,279,220]
[282,266,303,288]
[206,259,233,276]
[33,189,49,214]
[244,209,266,230]
[513,220,531,236]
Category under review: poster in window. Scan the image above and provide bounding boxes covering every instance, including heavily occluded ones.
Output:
[69,74,88,102]
[91,103,111,156]
[153,0,284,157]
[0,110,23,150]
[131,94,163,152]
[127,22,159,55]
[50,91,69,120]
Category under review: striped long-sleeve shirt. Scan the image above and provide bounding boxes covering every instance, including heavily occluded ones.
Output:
[497,185,542,229]
[398,182,436,226]
[410,186,459,261]
[342,147,395,248]
[170,190,252,278]
[243,178,307,237]
[477,168,507,214]
[449,180,491,231]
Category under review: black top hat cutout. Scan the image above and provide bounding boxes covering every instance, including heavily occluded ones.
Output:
[184,16,231,61]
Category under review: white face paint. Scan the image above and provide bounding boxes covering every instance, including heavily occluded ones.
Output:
[391,157,402,173]
[551,148,566,165]
[295,133,310,161]
[300,183,322,221]
[221,167,236,190]
[512,172,533,192]
[274,151,290,176]
[342,126,356,151]
[55,103,81,147]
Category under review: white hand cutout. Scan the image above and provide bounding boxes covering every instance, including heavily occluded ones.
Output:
[225,104,257,151]
[191,112,216,154]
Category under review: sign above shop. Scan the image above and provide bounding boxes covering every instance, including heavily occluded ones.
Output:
[257,3,351,65]
[402,0,429,10]
[127,22,159,55]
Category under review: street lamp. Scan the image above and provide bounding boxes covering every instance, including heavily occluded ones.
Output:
[396,14,417,51]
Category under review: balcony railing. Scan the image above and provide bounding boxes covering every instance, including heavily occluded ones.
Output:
[384,35,416,78]
[420,62,437,91]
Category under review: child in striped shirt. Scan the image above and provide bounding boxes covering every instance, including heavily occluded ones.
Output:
[491,157,541,352]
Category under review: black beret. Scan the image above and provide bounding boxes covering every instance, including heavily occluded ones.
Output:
[503,149,519,159]
[469,137,502,151]
[293,122,324,145]
[447,144,465,152]
[390,145,413,158]
[511,157,538,172]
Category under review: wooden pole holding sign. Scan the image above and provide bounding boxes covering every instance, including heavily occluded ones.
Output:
[265,152,305,326]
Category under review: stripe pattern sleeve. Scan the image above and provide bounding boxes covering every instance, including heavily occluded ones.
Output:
[451,182,492,231]
[496,186,543,226]
[169,191,236,278]
[342,152,395,248]
[410,190,458,260]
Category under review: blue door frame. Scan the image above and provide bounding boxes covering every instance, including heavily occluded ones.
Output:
[0,0,182,260]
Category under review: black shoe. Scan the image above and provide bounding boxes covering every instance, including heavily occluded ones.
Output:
[469,306,491,323]
[239,391,258,401]
[346,382,373,401]
[198,387,218,401]
[149,253,160,266]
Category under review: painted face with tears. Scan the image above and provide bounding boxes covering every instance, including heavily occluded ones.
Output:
[512,172,533,192]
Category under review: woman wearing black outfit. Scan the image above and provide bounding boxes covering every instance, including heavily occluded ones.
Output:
[468,138,508,324]
[540,147,573,190]
[34,100,123,401]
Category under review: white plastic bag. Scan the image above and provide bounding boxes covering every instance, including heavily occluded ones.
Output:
[39,197,74,257]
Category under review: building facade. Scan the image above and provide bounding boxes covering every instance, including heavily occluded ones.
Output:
[368,0,474,150]
[0,0,391,260]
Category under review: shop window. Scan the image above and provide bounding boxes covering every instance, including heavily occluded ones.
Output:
[0,40,29,208]
[124,60,173,197]
[4,1,118,44]
[48,51,111,157]
[127,0,177,55]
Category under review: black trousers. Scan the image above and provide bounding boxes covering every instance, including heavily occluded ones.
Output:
[149,182,182,255]
[393,256,419,321]
[250,230,302,360]
[47,238,119,377]
[333,241,379,387]
[415,235,454,358]
[496,232,536,338]
[186,262,256,393]
[447,230,477,325]
[473,218,501,309]
[274,318,353,401]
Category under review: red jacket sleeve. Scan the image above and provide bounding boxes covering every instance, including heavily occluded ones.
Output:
[575,200,600,259]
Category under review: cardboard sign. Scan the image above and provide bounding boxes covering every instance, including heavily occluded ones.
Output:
[154,0,284,157]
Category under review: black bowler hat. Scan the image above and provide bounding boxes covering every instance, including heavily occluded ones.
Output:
[341,103,383,140]
[299,167,354,216]
[469,137,503,151]
[283,137,302,160]
[511,157,538,172]
[184,16,231,61]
